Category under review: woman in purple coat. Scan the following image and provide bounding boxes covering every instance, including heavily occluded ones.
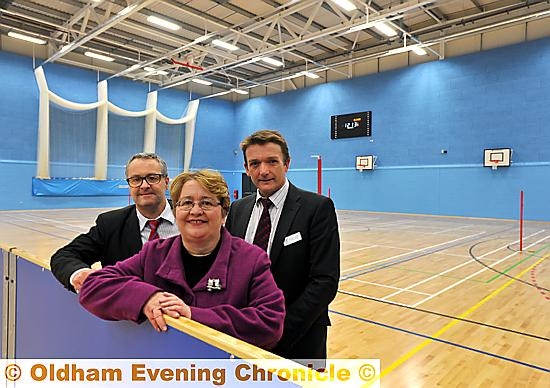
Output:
[79,169,285,350]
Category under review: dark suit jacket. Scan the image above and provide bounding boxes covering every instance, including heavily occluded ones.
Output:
[225,183,340,360]
[50,205,143,292]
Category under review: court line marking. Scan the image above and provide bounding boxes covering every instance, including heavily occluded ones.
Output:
[340,240,375,246]
[350,230,547,303]
[341,245,377,255]
[412,235,549,307]
[0,220,77,241]
[339,228,372,233]
[382,231,546,301]
[340,220,419,233]
[344,278,431,296]
[382,259,475,301]
[341,231,486,275]
[370,244,409,251]
[390,266,485,283]
[430,224,475,235]
[337,218,380,223]
[486,241,549,283]
[336,289,547,340]
[358,253,550,387]
[7,213,90,232]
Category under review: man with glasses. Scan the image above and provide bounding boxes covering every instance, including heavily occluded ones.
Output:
[50,152,179,293]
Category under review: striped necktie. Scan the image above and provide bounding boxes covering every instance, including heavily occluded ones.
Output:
[253,198,272,252]
[147,219,161,241]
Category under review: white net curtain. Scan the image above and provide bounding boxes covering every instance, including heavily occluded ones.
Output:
[34,66,199,179]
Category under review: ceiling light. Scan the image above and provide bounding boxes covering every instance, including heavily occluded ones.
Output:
[243,57,262,65]
[171,79,190,87]
[193,35,210,44]
[144,66,168,75]
[231,88,249,95]
[60,43,74,52]
[301,71,320,79]
[205,90,232,99]
[117,4,136,16]
[411,46,427,56]
[8,31,46,45]
[330,0,356,12]
[147,15,180,31]
[348,21,378,33]
[212,39,239,51]
[261,57,284,67]
[373,22,397,37]
[84,51,115,62]
[127,64,140,71]
[191,78,212,86]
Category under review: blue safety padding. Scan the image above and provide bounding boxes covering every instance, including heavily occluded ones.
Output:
[15,257,229,359]
[32,177,129,197]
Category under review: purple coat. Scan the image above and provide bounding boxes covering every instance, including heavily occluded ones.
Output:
[79,228,285,349]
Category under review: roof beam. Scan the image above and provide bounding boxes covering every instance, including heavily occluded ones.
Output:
[42,0,158,65]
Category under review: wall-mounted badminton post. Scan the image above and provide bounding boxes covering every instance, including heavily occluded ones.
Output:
[519,190,524,253]
[311,155,322,195]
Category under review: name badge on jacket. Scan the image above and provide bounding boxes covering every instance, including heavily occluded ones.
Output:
[283,232,302,246]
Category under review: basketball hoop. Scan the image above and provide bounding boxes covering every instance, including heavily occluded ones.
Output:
[490,160,498,170]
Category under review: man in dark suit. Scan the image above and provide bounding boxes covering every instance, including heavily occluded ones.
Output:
[50,152,179,293]
[225,130,340,365]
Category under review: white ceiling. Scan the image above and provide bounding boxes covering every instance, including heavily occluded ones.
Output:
[1,0,549,99]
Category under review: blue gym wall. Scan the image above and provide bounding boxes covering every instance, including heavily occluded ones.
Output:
[1,37,549,220]
[234,37,550,221]
[0,51,238,210]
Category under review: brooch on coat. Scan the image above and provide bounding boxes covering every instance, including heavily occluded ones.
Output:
[206,278,222,292]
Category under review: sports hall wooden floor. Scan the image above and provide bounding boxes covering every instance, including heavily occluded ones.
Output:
[0,208,548,387]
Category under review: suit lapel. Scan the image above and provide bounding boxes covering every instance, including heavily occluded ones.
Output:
[124,207,143,254]
[236,196,255,237]
[270,184,301,265]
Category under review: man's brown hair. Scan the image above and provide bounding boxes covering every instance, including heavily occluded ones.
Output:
[240,129,290,165]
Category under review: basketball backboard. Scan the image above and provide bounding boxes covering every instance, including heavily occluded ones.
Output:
[356,155,375,171]
[484,148,512,170]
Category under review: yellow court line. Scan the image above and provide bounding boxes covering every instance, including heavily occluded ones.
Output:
[363,253,549,388]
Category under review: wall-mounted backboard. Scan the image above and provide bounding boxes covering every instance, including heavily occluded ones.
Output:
[484,148,512,170]
[356,155,375,171]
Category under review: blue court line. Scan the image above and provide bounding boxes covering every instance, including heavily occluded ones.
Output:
[329,309,549,373]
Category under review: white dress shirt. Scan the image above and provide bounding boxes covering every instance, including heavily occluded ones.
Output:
[245,179,289,255]
[136,200,179,244]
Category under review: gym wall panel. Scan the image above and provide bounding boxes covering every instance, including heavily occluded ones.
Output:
[353,59,378,78]
[527,18,550,40]
[482,24,526,51]
[235,37,550,221]
[379,52,409,72]
[408,50,435,66]
[445,35,482,58]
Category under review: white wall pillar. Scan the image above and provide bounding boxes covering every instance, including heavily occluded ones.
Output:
[94,81,109,179]
[143,91,158,153]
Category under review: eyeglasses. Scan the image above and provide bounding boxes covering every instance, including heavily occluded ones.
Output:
[175,199,221,211]
[126,174,165,188]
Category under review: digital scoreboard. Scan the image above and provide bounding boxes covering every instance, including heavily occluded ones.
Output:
[331,111,372,139]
